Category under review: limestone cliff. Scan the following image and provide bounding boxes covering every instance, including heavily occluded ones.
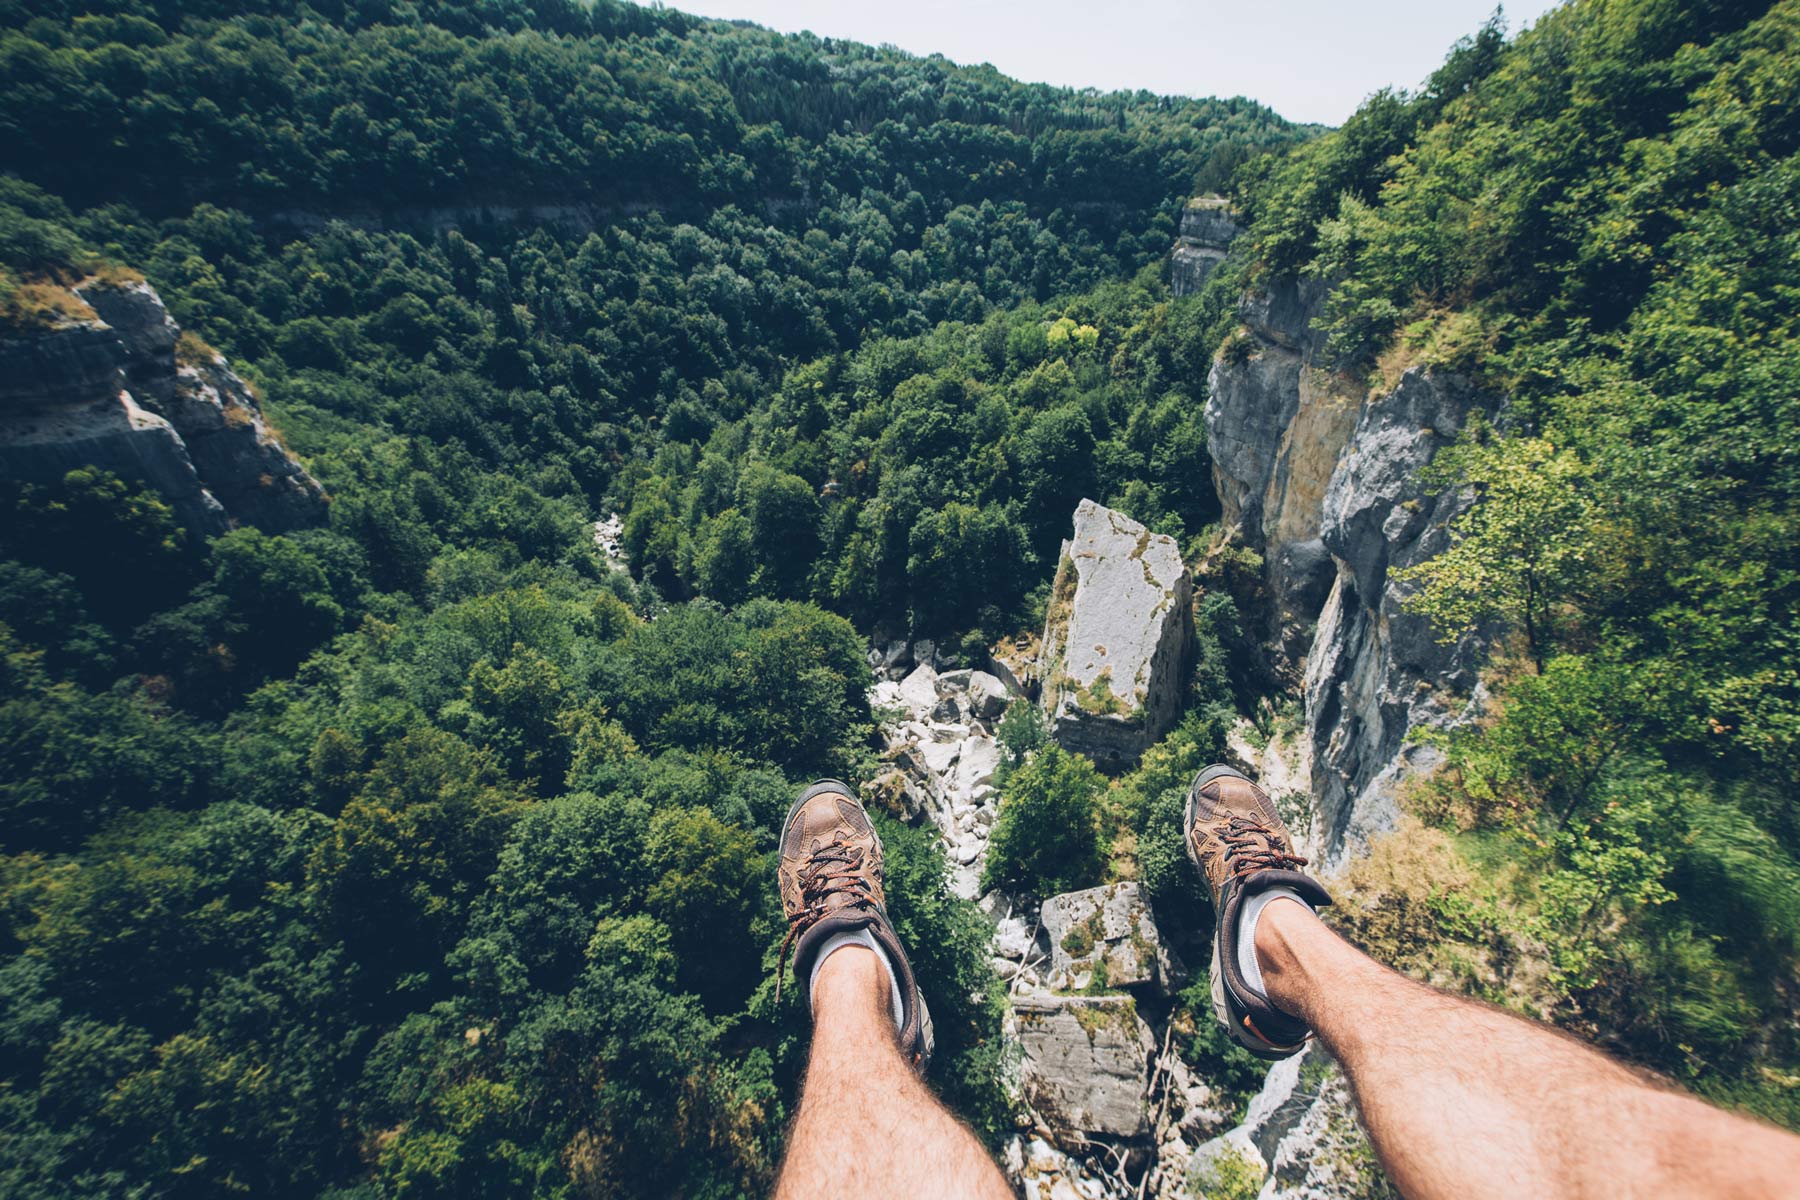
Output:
[1205,278,1494,862]
[0,280,326,534]
[1204,279,1362,674]
[1305,368,1491,857]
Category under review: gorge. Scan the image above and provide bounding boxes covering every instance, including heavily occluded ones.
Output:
[2,1,1797,1198]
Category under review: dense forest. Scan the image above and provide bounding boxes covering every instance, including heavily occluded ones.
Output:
[3,0,1799,1195]
[0,1,1301,1195]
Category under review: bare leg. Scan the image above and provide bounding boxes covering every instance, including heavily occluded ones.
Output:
[1256,899,1800,1199]
[773,946,1012,1200]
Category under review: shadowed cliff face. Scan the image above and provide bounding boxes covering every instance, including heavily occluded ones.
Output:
[1205,279,1494,862]
[1205,278,1363,677]
[0,280,326,535]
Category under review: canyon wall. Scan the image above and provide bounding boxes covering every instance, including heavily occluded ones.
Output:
[1206,280,1493,861]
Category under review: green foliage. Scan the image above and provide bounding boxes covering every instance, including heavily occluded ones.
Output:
[0,624,215,851]
[0,468,195,625]
[0,0,1308,1185]
[1394,422,1595,669]
[1226,0,1800,1107]
[309,729,529,979]
[13,0,1799,1183]
[982,745,1106,897]
[1189,1142,1265,1200]
[1417,654,1636,832]
[1136,785,1203,909]
[995,699,1048,765]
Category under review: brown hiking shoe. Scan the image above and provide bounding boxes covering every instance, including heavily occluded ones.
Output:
[1185,764,1332,1060]
[776,779,932,1067]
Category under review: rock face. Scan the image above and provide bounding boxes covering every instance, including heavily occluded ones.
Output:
[0,312,230,534]
[1040,883,1168,993]
[1205,278,1362,672]
[1171,197,1241,297]
[1191,1046,1391,1200]
[1014,994,1153,1138]
[1038,500,1193,768]
[1205,277,1496,862]
[1306,368,1491,859]
[0,280,325,535]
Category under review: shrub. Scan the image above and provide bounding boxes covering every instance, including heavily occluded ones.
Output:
[981,744,1105,896]
[1137,785,1204,908]
[1188,1141,1264,1200]
[995,699,1047,765]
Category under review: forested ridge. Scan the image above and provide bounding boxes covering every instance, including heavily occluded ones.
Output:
[2,0,1799,1196]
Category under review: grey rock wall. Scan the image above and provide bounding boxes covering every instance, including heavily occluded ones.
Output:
[1205,279,1362,672]
[1203,279,1496,860]
[1172,198,1242,297]
[1306,367,1491,859]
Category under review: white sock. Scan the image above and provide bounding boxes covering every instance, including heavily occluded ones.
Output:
[808,927,905,1032]
[1236,888,1309,1001]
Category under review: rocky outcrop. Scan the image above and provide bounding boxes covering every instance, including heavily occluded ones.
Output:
[1040,883,1170,994]
[1038,500,1193,768]
[1015,994,1153,1138]
[1204,271,1496,862]
[867,651,1233,1200]
[0,312,231,534]
[1306,368,1490,860]
[0,279,325,535]
[1190,1047,1391,1199]
[1205,278,1362,672]
[1171,197,1242,297]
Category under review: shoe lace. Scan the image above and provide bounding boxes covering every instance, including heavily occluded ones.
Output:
[1219,816,1308,878]
[774,839,877,1006]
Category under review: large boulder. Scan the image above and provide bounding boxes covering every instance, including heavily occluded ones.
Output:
[1037,500,1193,767]
[896,663,941,719]
[1040,882,1168,993]
[1014,993,1153,1139]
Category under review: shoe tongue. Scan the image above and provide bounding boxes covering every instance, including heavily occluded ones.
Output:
[784,800,851,859]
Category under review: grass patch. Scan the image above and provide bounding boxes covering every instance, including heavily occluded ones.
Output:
[1075,668,1127,716]
[176,329,221,365]
[0,272,96,330]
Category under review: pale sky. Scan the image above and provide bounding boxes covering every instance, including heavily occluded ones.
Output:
[672,0,1565,127]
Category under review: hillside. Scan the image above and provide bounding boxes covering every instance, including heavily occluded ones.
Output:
[2,0,1799,1197]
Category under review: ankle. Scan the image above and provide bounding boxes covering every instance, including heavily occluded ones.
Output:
[1251,895,1318,1018]
[810,944,888,1021]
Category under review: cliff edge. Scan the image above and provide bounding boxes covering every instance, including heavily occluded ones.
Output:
[0,279,326,534]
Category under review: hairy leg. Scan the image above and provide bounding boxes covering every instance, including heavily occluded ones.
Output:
[1256,899,1800,1200]
[773,947,1012,1200]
